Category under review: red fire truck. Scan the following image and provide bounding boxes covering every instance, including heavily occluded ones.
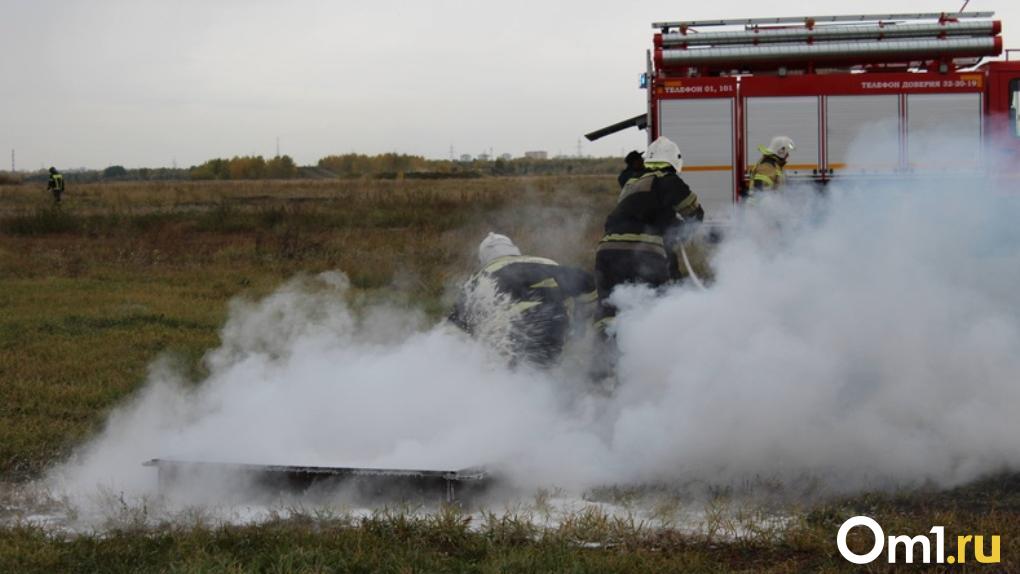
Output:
[588,12,1020,215]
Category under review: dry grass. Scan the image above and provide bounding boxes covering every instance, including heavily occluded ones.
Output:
[0,177,616,480]
[2,486,1017,572]
[2,177,1017,571]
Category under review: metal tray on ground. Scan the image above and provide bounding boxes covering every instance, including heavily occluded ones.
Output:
[144,458,491,504]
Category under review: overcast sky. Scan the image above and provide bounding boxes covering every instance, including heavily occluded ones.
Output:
[2,0,1017,169]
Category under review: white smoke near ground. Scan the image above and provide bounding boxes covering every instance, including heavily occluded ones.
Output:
[44,272,615,516]
[38,140,1020,526]
[610,181,1020,489]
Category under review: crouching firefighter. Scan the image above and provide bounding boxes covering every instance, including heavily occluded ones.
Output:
[592,137,704,376]
[745,135,795,201]
[449,233,596,368]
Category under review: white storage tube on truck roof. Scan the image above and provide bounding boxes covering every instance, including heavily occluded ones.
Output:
[659,20,1001,47]
[657,36,1002,68]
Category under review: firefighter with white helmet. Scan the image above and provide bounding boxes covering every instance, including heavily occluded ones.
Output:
[593,136,704,336]
[449,233,596,368]
[747,135,795,194]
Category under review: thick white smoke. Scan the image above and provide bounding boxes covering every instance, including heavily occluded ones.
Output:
[46,161,1020,515]
[47,272,610,503]
[610,181,1020,489]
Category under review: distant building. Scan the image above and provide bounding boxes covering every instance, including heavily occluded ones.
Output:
[499,153,512,161]
[459,154,473,162]
[524,150,548,160]
[477,153,491,162]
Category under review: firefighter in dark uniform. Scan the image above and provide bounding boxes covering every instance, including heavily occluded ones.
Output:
[746,136,795,200]
[47,167,65,204]
[593,136,704,337]
[617,150,645,188]
[450,233,596,368]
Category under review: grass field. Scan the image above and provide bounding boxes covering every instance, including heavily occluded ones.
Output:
[1,177,1018,572]
[0,178,614,480]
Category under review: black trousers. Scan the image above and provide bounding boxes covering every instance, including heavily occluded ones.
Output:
[588,245,667,382]
[593,245,669,329]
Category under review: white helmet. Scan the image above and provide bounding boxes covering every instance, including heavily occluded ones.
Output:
[766,136,795,160]
[478,232,520,266]
[646,136,684,173]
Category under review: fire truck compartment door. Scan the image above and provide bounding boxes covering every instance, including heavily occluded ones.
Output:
[826,95,900,174]
[658,98,736,217]
[907,93,983,171]
[745,97,820,177]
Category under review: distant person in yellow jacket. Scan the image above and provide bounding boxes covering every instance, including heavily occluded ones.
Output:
[47,167,65,204]
[746,136,795,199]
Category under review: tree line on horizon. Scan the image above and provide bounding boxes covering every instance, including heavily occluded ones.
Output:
[190,155,299,180]
[316,153,621,179]
[3,153,624,184]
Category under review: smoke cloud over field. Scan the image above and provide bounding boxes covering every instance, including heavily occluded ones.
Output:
[47,168,1020,514]
[610,182,1020,487]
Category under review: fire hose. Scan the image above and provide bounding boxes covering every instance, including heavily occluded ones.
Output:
[678,242,707,292]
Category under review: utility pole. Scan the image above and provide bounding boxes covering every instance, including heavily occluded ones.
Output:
[10,149,13,173]
[576,138,583,158]
[275,136,280,158]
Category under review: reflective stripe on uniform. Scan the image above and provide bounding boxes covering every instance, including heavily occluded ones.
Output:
[482,255,559,275]
[596,241,667,256]
[752,173,775,188]
[642,161,672,171]
[510,301,543,314]
[600,233,663,246]
[529,277,559,289]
